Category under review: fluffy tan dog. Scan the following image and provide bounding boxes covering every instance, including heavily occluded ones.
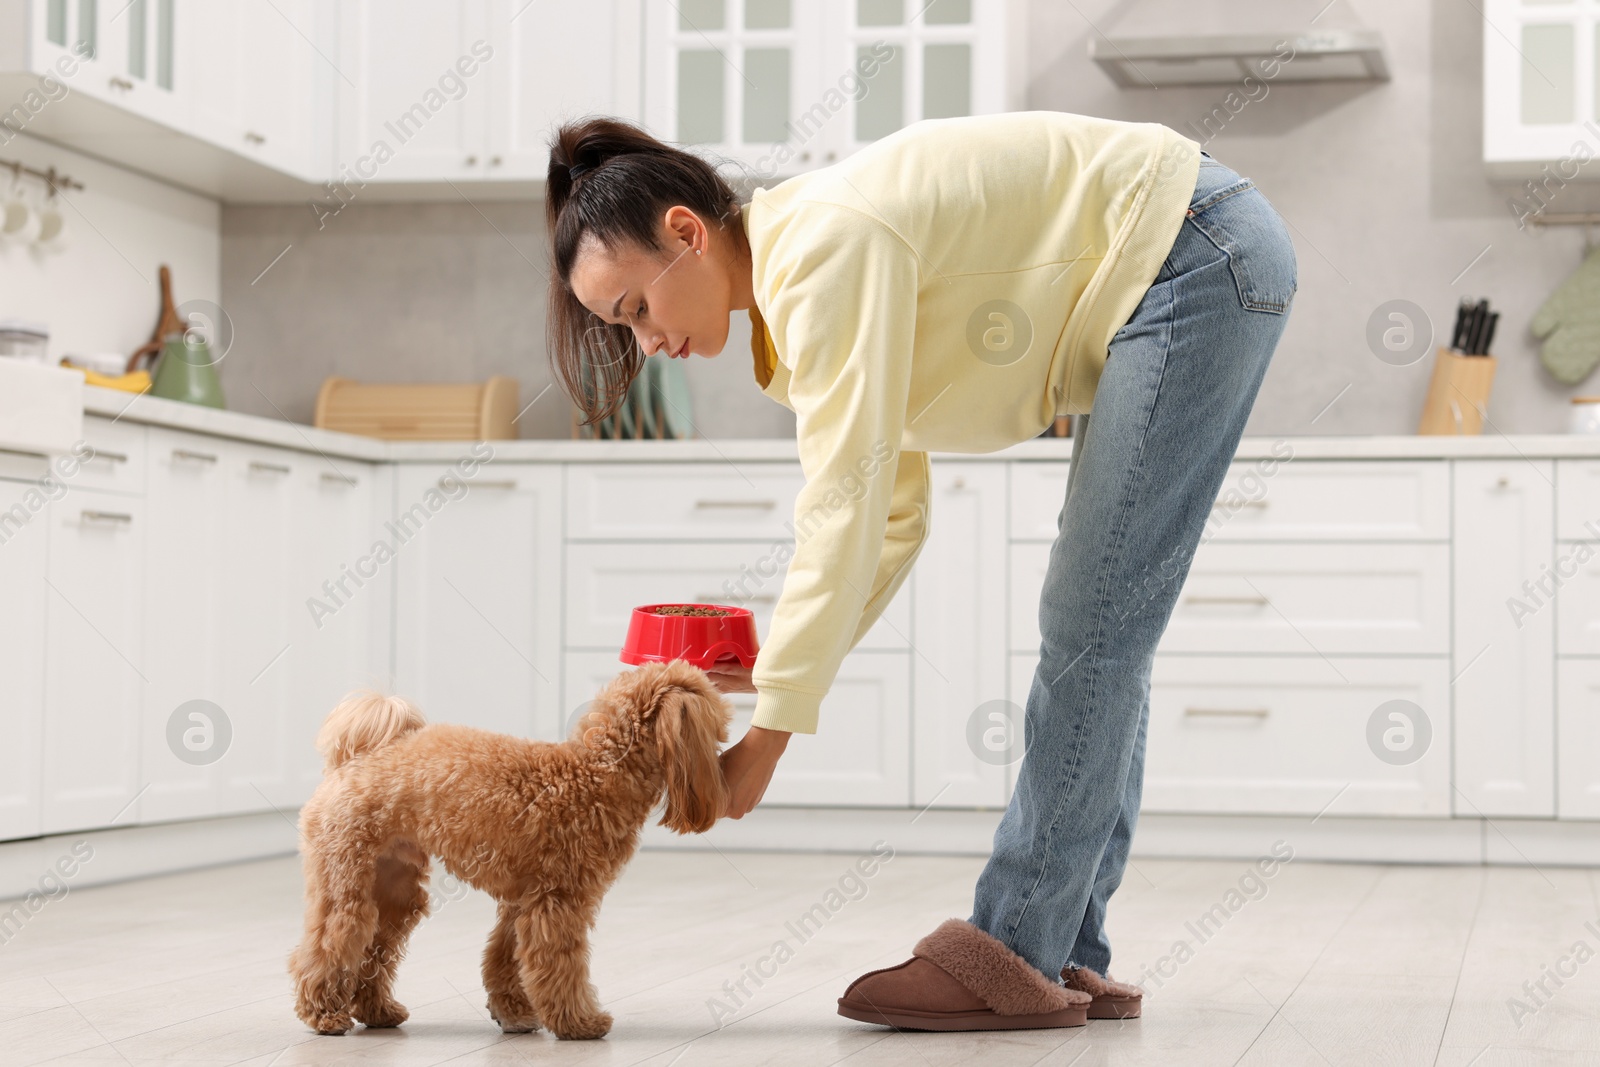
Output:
[287,660,731,1040]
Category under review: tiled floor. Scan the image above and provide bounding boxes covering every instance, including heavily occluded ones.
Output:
[2,848,1598,1065]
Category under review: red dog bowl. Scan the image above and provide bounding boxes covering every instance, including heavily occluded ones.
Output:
[620,603,759,669]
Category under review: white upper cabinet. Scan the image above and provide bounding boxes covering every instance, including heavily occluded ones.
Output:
[1483,0,1600,177]
[335,0,639,186]
[188,0,327,179]
[17,0,181,124]
[1,0,636,196]
[642,0,1025,178]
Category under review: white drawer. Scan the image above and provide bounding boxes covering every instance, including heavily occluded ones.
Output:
[564,541,910,651]
[71,416,147,496]
[1556,460,1600,540]
[1557,659,1600,819]
[1008,462,1071,541]
[1142,654,1451,816]
[1010,541,1450,655]
[566,463,804,540]
[1208,459,1447,541]
[1555,547,1600,655]
[565,649,910,806]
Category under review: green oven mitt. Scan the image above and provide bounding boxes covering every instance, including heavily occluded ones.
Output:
[1532,245,1600,385]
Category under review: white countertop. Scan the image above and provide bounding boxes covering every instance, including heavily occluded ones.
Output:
[82,385,1600,463]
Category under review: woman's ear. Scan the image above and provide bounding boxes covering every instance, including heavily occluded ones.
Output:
[654,683,731,834]
[662,204,708,260]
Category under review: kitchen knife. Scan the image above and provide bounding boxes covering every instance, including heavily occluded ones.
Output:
[1480,311,1499,356]
[1451,299,1471,352]
[1465,299,1489,355]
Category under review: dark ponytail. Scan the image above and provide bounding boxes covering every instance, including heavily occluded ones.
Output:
[546,117,742,426]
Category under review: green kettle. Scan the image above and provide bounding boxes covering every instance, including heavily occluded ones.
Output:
[150,331,225,409]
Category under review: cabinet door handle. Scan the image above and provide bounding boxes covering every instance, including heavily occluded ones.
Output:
[695,593,775,604]
[87,449,129,464]
[445,477,516,490]
[81,509,133,525]
[1213,498,1268,509]
[1183,706,1270,719]
[693,499,776,510]
[172,448,217,463]
[108,76,134,91]
[1184,594,1269,606]
[489,155,503,167]
[249,460,291,475]
[321,472,359,486]
[465,154,479,166]
[244,131,266,145]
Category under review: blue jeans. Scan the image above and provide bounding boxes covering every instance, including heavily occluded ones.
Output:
[968,152,1297,980]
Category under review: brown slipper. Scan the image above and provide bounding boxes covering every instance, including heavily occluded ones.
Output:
[837,918,1090,1031]
[1061,964,1143,1019]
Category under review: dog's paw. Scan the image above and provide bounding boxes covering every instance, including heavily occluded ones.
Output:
[353,998,409,1029]
[487,992,541,1034]
[551,1010,613,1040]
[308,1011,354,1036]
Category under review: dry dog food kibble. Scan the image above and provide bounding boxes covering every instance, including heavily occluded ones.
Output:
[651,605,731,617]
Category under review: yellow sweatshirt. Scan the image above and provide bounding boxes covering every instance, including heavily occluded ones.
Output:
[743,110,1201,734]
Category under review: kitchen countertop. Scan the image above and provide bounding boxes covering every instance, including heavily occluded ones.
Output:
[81,385,1600,463]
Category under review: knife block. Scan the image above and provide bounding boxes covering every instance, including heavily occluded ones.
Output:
[1418,348,1496,435]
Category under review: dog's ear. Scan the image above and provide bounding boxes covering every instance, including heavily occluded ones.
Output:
[651,669,732,834]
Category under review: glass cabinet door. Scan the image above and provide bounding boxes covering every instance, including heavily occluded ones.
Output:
[828,0,1005,160]
[643,0,824,176]
[1483,0,1600,172]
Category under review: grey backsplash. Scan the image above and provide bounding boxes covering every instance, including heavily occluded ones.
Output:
[219,0,1600,440]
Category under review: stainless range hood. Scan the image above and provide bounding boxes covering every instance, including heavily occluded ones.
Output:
[1089,0,1390,88]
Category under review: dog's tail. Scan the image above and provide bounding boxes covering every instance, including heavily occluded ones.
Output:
[315,690,426,772]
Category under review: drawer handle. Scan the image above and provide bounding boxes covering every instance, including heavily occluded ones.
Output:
[1184,706,1270,719]
[87,449,129,464]
[81,509,133,525]
[694,499,777,510]
[172,448,217,463]
[695,593,776,604]
[445,477,517,490]
[1184,594,1269,606]
[249,461,291,475]
[321,472,359,486]
[1213,498,1268,509]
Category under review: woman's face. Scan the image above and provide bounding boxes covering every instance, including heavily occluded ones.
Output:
[568,206,736,361]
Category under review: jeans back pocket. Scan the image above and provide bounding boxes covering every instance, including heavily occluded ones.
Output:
[1184,181,1298,315]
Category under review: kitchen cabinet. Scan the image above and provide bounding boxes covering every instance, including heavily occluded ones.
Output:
[41,483,146,835]
[1483,0,1600,178]
[141,428,231,823]
[911,460,1007,808]
[1143,655,1452,817]
[187,0,329,179]
[335,0,639,185]
[564,540,911,652]
[392,463,563,739]
[211,441,303,817]
[288,454,384,802]
[0,476,49,842]
[142,429,380,821]
[23,0,181,124]
[1558,659,1600,818]
[1453,461,1555,818]
[641,0,1025,177]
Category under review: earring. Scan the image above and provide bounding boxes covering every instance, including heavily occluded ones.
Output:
[695,249,702,256]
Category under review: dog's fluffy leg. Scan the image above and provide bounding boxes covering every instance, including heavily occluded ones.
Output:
[483,901,541,1033]
[289,841,381,1035]
[350,846,428,1028]
[513,903,613,1040]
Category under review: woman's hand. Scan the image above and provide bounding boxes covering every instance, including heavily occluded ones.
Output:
[719,726,789,819]
[704,659,756,694]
